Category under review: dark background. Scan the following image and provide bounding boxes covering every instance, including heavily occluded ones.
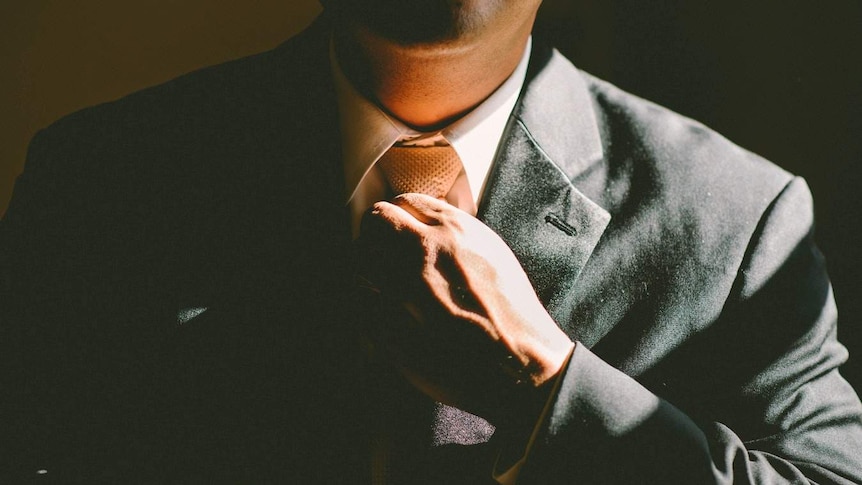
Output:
[2,1,861,388]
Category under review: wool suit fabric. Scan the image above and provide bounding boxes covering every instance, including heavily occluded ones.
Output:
[2,15,861,484]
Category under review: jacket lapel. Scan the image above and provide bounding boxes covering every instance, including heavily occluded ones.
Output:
[479,43,611,331]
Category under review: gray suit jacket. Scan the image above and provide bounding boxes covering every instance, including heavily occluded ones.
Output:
[2,15,861,484]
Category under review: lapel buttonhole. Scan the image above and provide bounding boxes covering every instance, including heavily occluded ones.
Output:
[545,212,578,237]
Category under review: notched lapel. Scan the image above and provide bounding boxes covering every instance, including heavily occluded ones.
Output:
[479,46,610,327]
[480,122,609,324]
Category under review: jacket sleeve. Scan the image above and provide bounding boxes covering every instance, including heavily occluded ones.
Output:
[520,177,862,484]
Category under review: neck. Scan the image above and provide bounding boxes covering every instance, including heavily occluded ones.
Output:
[333,20,533,131]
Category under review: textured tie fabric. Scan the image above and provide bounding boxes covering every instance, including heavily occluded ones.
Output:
[377,145,463,199]
[368,375,498,485]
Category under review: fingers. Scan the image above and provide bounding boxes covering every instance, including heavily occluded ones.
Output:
[357,192,472,314]
[356,197,433,293]
[366,198,429,236]
[361,192,464,236]
[389,193,450,225]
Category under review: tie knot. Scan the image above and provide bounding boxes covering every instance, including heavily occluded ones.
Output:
[377,145,462,199]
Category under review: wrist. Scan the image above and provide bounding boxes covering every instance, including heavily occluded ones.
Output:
[495,340,575,428]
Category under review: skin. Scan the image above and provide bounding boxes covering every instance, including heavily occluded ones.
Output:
[329,0,575,425]
[328,0,544,129]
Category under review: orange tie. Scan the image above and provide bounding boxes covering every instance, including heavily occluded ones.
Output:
[377,145,462,199]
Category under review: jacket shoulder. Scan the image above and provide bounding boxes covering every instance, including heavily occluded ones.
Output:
[9,18,334,217]
[582,73,793,200]
[31,18,329,164]
[580,71,796,228]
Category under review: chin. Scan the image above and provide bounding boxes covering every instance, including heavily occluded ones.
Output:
[328,0,503,46]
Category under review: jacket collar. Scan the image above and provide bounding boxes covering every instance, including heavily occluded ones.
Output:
[516,41,605,180]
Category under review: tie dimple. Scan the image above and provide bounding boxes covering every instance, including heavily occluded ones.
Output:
[377,145,462,199]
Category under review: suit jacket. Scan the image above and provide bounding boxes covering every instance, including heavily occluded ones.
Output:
[2,15,861,484]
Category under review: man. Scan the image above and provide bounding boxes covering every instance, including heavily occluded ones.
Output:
[1,0,860,483]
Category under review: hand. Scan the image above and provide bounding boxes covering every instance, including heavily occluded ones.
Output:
[355,193,574,425]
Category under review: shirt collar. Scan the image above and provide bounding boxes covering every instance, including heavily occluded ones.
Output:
[331,37,532,204]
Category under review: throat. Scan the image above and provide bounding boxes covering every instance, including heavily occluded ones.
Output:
[334,25,529,130]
